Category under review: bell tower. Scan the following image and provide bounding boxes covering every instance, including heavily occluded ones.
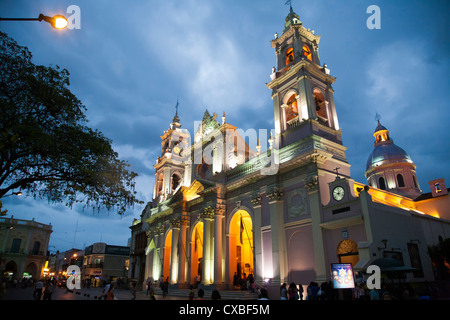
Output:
[267,5,341,149]
[153,99,190,201]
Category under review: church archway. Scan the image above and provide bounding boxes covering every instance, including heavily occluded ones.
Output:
[228,210,254,286]
[162,230,172,282]
[190,221,203,285]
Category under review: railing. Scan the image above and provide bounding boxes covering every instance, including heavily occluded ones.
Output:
[0,216,52,231]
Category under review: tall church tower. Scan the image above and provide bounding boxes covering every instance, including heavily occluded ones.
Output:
[267,6,341,149]
[153,100,190,201]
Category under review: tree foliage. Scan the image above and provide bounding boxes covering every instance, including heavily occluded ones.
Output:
[0,31,141,215]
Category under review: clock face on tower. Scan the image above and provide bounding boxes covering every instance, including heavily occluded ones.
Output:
[333,186,345,201]
[173,146,181,155]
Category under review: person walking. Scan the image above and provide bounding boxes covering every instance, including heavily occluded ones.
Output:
[107,282,115,300]
[34,279,44,300]
[280,283,288,300]
[288,282,299,300]
[43,280,53,300]
[130,282,137,300]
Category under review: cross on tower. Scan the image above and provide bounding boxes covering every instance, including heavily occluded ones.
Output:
[334,167,341,178]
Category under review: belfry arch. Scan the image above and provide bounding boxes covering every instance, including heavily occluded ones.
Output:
[227,209,254,285]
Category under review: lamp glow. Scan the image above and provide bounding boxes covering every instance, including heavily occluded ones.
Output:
[53,15,68,29]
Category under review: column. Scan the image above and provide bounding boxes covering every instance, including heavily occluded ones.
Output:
[144,230,153,283]
[158,226,165,281]
[201,207,215,285]
[177,215,188,285]
[305,174,327,282]
[152,233,160,281]
[214,202,225,285]
[251,194,263,286]
[170,219,180,284]
[267,185,288,286]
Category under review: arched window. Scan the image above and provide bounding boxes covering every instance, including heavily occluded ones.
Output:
[285,47,294,66]
[302,45,312,61]
[378,177,386,190]
[397,174,405,188]
[285,94,298,122]
[172,174,181,191]
[313,89,329,125]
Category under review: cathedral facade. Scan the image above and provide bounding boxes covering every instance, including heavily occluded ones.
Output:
[129,7,450,297]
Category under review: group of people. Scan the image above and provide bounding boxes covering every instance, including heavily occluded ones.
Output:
[33,279,54,300]
[232,272,255,292]
[279,281,342,300]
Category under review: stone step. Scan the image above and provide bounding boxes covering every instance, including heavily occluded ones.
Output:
[153,287,259,300]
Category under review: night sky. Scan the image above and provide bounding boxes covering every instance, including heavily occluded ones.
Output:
[1,0,449,253]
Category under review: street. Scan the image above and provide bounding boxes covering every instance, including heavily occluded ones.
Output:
[0,285,184,301]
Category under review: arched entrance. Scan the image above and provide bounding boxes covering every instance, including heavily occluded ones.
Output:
[228,210,254,287]
[162,230,172,282]
[337,239,360,267]
[190,222,203,285]
[24,262,37,280]
[3,260,17,279]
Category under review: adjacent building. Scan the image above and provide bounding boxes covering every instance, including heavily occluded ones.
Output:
[0,215,52,281]
[82,242,130,285]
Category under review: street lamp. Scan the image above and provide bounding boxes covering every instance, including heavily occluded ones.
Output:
[0,13,68,29]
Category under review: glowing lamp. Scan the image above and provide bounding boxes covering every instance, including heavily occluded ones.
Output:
[38,14,68,29]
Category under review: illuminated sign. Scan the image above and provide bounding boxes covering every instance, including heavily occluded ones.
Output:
[330,263,355,289]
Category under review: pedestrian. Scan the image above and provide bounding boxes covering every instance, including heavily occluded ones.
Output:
[288,282,299,300]
[212,289,221,300]
[195,274,201,288]
[258,288,270,300]
[280,283,288,300]
[189,285,195,300]
[34,279,44,300]
[107,282,115,300]
[197,288,206,300]
[370,287,379,300]
[298,283,304,300]
[248,273,255,292]
[306,281,319,300]
[146,277,151,295]
[130,282,136,300]
[233,272,238,288]
[43,280,53,300]
[101,281,111,300]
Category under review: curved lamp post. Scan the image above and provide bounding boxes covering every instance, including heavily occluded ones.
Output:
[0,13,68,29]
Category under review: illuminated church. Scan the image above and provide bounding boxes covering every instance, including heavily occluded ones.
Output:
[129,6,450,297]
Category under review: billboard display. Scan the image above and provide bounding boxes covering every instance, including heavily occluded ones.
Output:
[331,263,355,289]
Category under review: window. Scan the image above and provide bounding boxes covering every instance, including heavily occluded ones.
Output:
[172,174,181,191]
[285,94,298,122]
[378,177,386,190]
[32,241,41,255]
[313,89,329,124]
[397,174,405,188]
[10,238,22,253]
[303,45,312,61]
[435,183,442,193]
[285,47,294,65]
